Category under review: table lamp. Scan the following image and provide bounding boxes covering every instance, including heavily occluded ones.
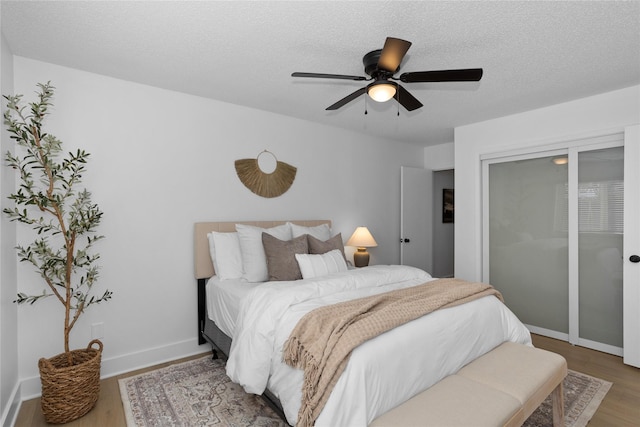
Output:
[346,226,378,267]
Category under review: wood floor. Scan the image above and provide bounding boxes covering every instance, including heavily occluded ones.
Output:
[14,352,211,427]
[530,334,640,427]
[14,335,640,426]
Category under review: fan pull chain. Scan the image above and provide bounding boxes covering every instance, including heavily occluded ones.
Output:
[364,93,368,115]
[396,87,400,116]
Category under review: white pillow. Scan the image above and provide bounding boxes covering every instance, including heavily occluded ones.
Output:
[207,232,243,280]
[289,222,332,240]
[295,249,348,279]
[207,232,217,268]
[236,223,292,282]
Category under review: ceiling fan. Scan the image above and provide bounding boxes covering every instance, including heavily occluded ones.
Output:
[292,37,483,112]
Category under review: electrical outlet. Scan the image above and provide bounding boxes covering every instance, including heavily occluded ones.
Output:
[91,322,104,340]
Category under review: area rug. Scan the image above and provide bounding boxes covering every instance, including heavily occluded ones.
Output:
[523,369,612,427]
[119,357,286,426]
[119,356,611,427]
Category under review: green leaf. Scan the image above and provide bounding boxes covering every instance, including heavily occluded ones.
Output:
[3,82,111,348]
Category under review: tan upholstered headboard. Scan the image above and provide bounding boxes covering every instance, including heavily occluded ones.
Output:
[194,220,332,279]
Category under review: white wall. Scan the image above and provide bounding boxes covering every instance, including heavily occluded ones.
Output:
[0,30,19,427]
[454,85,640,281]
[424,142,454,171]
[8,57,425,398]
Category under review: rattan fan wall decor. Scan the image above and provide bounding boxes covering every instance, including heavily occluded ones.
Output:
[235,150,297,198]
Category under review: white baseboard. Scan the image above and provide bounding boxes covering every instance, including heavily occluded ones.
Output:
[574,337,623,357]
[1,382,21,427]
[527,324,623,356]
[18,337,208,401]
[526,324,569,342]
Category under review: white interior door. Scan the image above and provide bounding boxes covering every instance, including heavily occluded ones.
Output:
[400,166,433,273]
[623,125,640,367]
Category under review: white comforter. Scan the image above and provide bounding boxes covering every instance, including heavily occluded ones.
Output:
[226,265,532,426]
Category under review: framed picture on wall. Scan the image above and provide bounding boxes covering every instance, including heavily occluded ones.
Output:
[443,188,454,223]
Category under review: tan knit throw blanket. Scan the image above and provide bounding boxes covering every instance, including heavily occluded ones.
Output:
[282,278,503,427]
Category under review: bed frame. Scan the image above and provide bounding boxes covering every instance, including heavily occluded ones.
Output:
[193,220,332,421]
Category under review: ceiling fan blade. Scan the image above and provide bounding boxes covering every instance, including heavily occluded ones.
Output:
[399,68,483,83]
[326,87,367,110]
[397,85,423,111]
[377,37,412,72]
[292,72,367,81]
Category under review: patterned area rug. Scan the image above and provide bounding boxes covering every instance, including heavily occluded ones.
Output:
[523,369,612,427]
[119,357,285,426]
[119,356,611,427]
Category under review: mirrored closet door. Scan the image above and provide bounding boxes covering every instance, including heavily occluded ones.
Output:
[482,135,624,356]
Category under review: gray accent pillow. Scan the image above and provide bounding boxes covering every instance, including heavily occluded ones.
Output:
[262,233,309,281]
[308,233,346,261]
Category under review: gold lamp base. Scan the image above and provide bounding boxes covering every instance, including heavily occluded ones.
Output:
[353,247,370,267]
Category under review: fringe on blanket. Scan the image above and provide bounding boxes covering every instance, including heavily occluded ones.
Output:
[283,335,322,427]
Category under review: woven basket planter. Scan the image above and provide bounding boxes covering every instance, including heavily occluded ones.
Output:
[38,339,103,424]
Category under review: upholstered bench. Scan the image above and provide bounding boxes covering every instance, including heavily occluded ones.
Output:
[370,342,567,427]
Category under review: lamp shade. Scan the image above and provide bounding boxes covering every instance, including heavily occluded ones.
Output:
[346,226,378,248]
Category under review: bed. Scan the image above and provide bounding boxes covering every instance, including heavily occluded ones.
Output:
[194,220,532,426]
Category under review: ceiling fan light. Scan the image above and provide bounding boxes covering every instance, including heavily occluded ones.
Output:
[552,157,569,165]
[367,82,396,102]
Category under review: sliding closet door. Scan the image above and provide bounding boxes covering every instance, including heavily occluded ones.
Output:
[576,147,624,350]
[486,154,569,336]
[483,135,628,357]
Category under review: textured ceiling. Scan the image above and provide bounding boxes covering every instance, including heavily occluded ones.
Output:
[2,1,639,147]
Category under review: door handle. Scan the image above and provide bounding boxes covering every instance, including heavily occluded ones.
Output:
[630,255,640,263]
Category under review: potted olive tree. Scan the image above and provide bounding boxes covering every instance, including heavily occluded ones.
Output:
[3,82,112,423]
